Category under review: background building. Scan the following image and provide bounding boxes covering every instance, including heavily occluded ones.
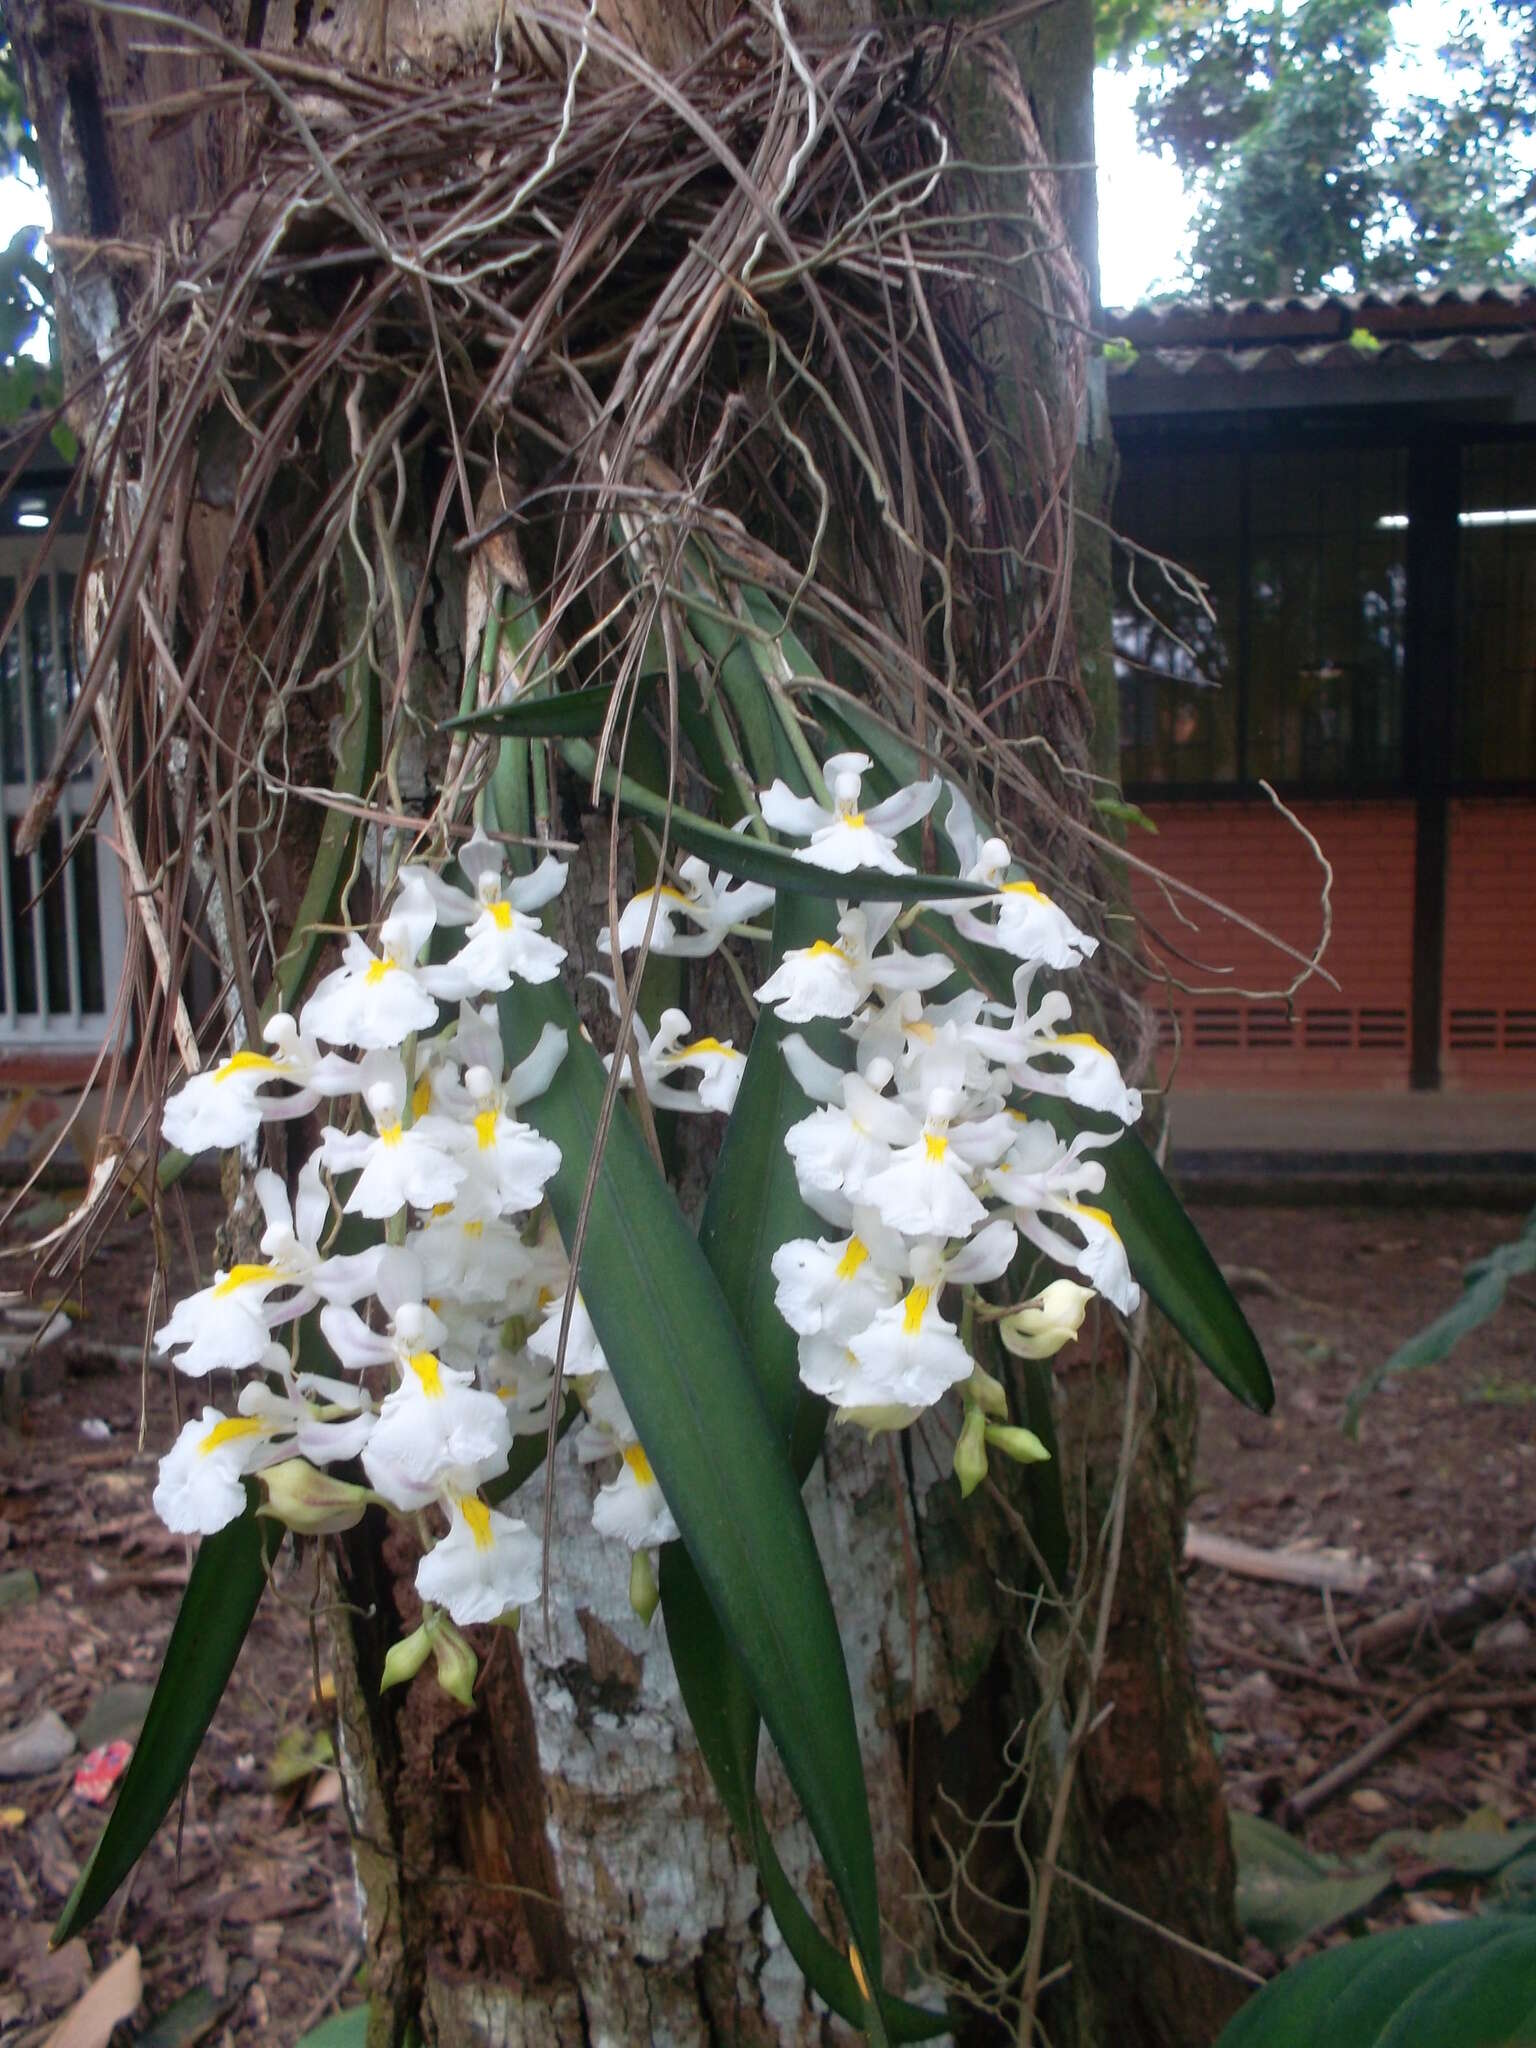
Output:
[1109,284,1536,1093]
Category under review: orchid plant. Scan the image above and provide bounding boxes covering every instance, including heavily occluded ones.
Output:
[150,753,1143,1644]
[58,564,1273,2043]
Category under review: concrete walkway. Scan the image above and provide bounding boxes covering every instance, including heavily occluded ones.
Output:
[1169,1091,1536,1156]
[1163,1091,1536,1194]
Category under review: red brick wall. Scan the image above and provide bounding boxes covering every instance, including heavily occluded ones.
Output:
[1128,801,1417,1091]
[1441,799,1536,1087]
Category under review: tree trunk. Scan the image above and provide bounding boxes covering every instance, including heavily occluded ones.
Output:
[11,3,1243,2042]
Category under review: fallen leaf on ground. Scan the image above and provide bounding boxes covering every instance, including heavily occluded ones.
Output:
[40,1945,141,2048]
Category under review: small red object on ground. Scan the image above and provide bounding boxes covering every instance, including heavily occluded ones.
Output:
[73,1739,133,1804]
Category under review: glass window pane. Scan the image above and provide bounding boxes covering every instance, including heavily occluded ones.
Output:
[73,827,105,1015]
[40,820,70,1017]
[1457,440,1536,781]
[1246,446,1406,786]
[1113,447,1240,784]
[7,821,37,1015]
[0,576,21,786]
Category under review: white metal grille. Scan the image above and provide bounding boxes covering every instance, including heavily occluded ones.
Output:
[0,520,125,1047]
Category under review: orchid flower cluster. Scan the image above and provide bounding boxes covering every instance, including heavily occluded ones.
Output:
[741,756,1143,1488]
[148,746,1144,1687]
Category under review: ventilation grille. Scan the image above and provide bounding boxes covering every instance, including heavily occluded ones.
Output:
[1449,1007,1536,1055]
[1157,1003,1411,1060]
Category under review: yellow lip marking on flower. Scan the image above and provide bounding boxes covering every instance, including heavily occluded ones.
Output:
[1055,1032,1109,1055]
[924,1132,949,1162]
[908,1017,935,1042]
[409,1351,444,1397]
[835,1237,870,1281]
[656,884,692,904]
[489,900,515,931]
[623,1444,656,1486]
[678,1036,737,1059]
[458,1495,494,1549]
[411,1075,432,1119]
[1001,879,1051,902]
[198,1415,268,1455]
[848,1944,872,2003]
[842,811,867,829]
[1065,1200,1121,1240]
[212,1263,272,1297]
[536,1287,555,1310]
[215,1050,281,1082]
[901,1285,931,1335]
[364,957,395,985]
[377,1121,404,1148]
[431,1201,454,1218]
[473,1108,499,1151]
[462,1219,484,1240]
[805,939,848,961]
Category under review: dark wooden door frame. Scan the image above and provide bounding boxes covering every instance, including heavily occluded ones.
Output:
[1403,433,1459,1090]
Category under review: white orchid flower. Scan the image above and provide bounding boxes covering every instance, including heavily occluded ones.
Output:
[410,1201,566,1314]
[162,1013,358,1155]
[967,968,1142,1124]
[592,1443,679,1551]
[152,1405,278,1534]
[527,1287,609,1377]
[430,1063,563,1218]
[301,876,444,1050]
[770,1220,903,1342]
[946,838,1097,972]
[599,852,774,959]
[986,1122,1140,1315]
[574,1370,637,1461]
[755,904,951,1024]
[361,1350,514,1512]
[154,1161,386,1377]
[781,1058,907,1228]
[409,832,568,996]
[235,1376,376,1466]
[809,1226,1016,1414]
[595,987,745,1114]
[415,1494,542,1625]
[481,1343,561,1437]
[758,751,939,875]
[319,1056,466,1219]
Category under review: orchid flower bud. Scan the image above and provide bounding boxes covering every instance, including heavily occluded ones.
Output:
[257,1459,372,1535]
[954,1405,989,1498]
[380,1621,434,1694]
[628,1550,660,1627]
[966,1363,1010,1419]
[431,1618,479,1707]
[997,1280,1095,1360]
[984,1423,1051,1467]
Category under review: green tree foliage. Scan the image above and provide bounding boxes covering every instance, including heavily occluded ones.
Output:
[0,29,59,422]
[1102,0,1536,296]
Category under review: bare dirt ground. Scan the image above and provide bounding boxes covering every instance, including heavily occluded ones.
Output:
[0,1191,1532,2045]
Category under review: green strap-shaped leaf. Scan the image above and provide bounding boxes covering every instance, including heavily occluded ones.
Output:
[806,688,1273,1412]
[560,739,991,907]
[448,678,654,743]
[663,895,948,2039]
[53,1496,282,1942]
[662,1545,947,2042]
[1216,1915,1536,2048]
[498,975,886,2005]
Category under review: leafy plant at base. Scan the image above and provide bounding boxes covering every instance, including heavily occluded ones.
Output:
[1345,1206,1536,1434]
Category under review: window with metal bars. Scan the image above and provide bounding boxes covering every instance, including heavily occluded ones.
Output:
[0,501,125,1048]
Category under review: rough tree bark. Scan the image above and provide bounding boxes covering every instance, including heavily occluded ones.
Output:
[10,2,1244,2042]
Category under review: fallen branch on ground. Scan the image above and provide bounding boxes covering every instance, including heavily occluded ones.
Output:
[1185,1527,1375,1593]
[1350,1547,1536,1663]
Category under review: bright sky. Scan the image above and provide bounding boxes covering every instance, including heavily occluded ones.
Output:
[1095,0,1532,309]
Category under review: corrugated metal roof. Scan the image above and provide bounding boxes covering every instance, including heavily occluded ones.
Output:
[1106,281,1536,382]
